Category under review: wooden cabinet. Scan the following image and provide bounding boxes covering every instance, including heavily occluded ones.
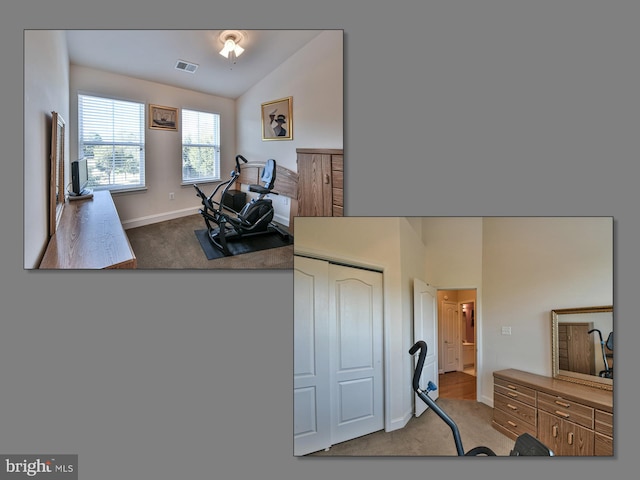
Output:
[296,148,343,217]
[557,322,595,375]
[493,369,613,456]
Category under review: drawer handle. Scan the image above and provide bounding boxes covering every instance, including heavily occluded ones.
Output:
[567,432,574,445]
[506,403,518,411]
[507,392,519,398]
[507,420,517,427]
[555,400,571,408]
[552,425,558,437]
[555,410,571,419]
[324,173,331,184]
[506,384,518,390]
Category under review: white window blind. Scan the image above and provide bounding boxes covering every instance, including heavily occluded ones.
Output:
[78,94,145,192]
[181,109,220,183]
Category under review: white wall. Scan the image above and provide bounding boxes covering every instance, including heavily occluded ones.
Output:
[69,65,236,228]
[480,217,613,404]
[294,216,427,433]
[236,30,343,224]
[24,30,70,269]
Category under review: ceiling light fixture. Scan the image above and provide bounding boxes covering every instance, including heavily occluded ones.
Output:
[218,30,246,64]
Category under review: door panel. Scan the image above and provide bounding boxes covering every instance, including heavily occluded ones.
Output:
[413,278,438,417]
[442,301,459,372]
[329,264,384,445]
[293,257,330,455]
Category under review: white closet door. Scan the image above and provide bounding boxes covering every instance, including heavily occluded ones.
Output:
[294,256,384,455]
[329,263,384,445]
[413,278,438,417]
[293,256,331,456]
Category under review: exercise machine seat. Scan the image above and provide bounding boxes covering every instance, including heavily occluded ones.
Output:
[249,158,276,194]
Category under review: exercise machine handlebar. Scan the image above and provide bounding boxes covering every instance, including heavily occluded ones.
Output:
[235,154,248,173]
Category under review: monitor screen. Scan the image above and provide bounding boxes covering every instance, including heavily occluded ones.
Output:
[71,158,89,195]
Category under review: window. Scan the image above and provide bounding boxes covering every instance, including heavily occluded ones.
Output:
[181,109,220,183]
[78,94,145,192]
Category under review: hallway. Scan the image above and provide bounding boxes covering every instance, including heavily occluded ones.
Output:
[438,371,476,400]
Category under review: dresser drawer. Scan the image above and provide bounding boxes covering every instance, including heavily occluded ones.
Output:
[538,391,594,429]
[494,378,536,407]
[494,392,536,427]
[595,410,613,436]
[493,408,537,439]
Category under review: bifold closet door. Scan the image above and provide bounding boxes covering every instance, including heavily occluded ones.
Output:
[328,263,384,446]
[294,256,383,455]
[294,256,331,456]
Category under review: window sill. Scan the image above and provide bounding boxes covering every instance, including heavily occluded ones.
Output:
[102,186,148,196]
[181,179,221,187]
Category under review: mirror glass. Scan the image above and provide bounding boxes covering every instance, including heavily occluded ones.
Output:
[551,306,613,390]
[50,111,65,235]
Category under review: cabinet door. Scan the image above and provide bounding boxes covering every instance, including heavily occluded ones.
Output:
[538,410,594,456]
[564,421,594,456]
[538,410,563,456]
[297,153,333,216]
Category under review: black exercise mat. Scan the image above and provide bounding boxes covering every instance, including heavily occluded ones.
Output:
[195,229,293,260]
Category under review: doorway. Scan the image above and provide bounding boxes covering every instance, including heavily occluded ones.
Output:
[437,289,477,400]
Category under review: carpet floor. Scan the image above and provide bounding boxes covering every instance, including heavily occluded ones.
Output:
[309,397,514,456]
[125,214,293,269]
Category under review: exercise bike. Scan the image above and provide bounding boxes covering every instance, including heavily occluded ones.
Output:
[193,155,290,256]
[588,328,613,379]
[409,340,553,456]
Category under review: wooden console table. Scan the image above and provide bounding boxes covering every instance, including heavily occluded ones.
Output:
[493,369,613,456]
[39,190,137,269]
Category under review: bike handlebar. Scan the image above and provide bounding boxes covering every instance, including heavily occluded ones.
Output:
[409,340,427,392]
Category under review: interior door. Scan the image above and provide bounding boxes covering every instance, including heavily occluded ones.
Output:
[413,278,438,417]
[442,301,459,372]
[329,263,384,445]
[293,256,331,455]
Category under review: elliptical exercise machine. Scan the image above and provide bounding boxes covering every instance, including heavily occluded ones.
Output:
[409,340,553,456]
[193,155,290,256]
[588,328,613,379]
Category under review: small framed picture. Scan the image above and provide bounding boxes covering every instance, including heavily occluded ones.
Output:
[261,97,293,141]
[149,104,178,131]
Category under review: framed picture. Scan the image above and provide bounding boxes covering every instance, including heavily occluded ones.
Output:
[149,104,178,131]
[262,97,293,140]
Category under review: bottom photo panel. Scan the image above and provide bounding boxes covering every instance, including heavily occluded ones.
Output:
[293,216,613,457]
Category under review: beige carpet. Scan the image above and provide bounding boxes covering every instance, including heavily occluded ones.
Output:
[309,398,515,456]
[125,214,293,269]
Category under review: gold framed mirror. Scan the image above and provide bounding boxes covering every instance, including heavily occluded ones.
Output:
[551,306,613,390]
[50,111,66,235]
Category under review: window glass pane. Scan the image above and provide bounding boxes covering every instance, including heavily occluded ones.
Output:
[182,109,220,182]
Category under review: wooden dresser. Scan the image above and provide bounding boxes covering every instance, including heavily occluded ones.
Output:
[493,369,613,456]
[296,148,343,217]
[39,190,136,269]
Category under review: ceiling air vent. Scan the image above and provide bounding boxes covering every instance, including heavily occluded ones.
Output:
[175,60,198,73]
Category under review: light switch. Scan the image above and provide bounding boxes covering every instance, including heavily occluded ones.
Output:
[501,326,512,335]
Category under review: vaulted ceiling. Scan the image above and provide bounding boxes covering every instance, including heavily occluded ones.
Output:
[66,30,324,99]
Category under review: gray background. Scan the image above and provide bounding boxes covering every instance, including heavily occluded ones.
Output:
[3,0,637,478]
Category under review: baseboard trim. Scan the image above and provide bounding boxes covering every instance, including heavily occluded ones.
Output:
[122,207,200,230]
[122,207,291,230]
